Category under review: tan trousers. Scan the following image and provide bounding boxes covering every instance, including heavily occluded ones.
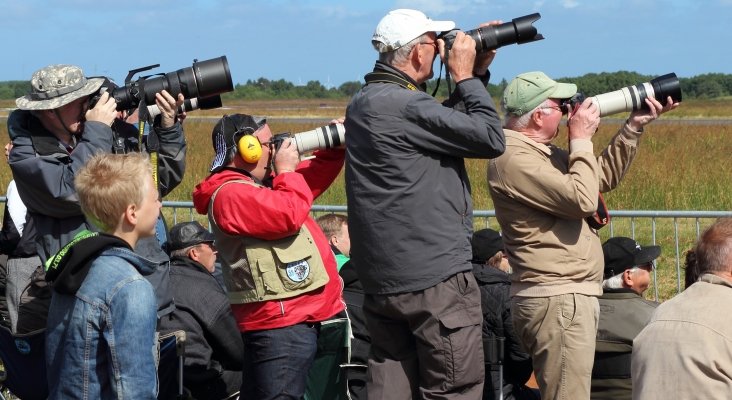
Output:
[511,293,599,400]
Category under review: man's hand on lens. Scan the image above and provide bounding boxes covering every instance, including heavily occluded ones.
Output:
[568,98,601,141]
[273,138,300,174]
[156,90,185,129]
[473,20,502,74]
[628,96,679,131]
[85,92,117,127]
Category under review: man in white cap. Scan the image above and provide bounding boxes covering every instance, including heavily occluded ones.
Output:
[7,64,186,322]
[487,71,678,400]
[345,8,505,399]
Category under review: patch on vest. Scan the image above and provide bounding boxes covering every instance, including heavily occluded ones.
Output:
[285,260,310,282]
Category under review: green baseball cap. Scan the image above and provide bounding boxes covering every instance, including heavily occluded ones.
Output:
[503,71,577,116]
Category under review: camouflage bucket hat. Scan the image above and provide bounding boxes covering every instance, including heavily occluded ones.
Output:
[15,64,105,110]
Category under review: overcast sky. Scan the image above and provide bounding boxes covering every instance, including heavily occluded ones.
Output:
[1,0,729,88]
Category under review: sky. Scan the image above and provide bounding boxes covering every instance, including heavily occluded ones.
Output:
[1,0,730,89]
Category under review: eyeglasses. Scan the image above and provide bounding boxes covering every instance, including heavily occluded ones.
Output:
[635,262,655,270]
[419,41,438,52]
[541,104,569,115]
[199,242,217,251]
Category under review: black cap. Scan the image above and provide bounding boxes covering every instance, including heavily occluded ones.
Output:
[167,221,215,252]
[471,229,504,263]
[602,237,661,278]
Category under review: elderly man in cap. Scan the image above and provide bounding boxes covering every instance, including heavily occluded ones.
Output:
[471,229,538,400]
[7,64,186,321]
[591,237,660,400]
[345,9,505,398]
[487,71,678,400]
[192,113,345,399]
[159,221,243,400]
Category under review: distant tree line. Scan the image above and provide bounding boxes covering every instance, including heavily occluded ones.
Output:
[1,72,730,101]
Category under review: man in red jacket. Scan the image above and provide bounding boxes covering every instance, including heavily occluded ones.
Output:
[192,114,345,399]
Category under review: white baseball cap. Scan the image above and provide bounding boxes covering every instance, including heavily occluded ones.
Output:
[372,9,455,53]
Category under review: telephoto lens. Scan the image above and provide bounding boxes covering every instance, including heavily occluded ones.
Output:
[273,123,346,154]
[589,73,682,117]
[441,13,544,53]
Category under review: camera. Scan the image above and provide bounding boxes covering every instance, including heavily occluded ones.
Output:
[91,56,233,112]
[441,13,544,53]
[146,95,223,118]
[271,123,346,154]
[562,73,682,117]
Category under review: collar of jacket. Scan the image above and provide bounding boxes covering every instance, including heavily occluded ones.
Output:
[365,61,427,92]
[45,231,132,295]
[170,255,211,275]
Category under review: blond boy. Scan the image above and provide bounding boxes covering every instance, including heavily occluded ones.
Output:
[44,153,161,399]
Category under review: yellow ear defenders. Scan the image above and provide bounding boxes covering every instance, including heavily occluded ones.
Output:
[238,134,262,163]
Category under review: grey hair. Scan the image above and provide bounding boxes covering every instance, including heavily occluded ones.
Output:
[503,99,553,130]
[170,245,197,259]
[376,34,429,67]
[602,267,640,289]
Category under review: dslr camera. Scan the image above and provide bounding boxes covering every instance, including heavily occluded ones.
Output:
[562,73,682,117]
[441,13,544,53]
[271,123,346,154]
[90,56,233,113]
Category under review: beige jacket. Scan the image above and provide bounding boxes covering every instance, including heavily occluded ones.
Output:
[632,274,732,400]
[488,124,642,297]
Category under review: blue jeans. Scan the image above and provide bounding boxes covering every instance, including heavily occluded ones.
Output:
[241,323,318,400]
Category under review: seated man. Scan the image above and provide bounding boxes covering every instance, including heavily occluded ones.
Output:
[316,213,351,271]
[633,218,732,399]
[44,153,160,399]
[591,237,660,400]
[159,221,243,400]
[471,229,538,400]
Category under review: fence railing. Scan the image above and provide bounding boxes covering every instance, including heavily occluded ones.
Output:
[6,198,730,302]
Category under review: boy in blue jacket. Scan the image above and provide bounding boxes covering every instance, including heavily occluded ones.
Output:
[44,153,161,399]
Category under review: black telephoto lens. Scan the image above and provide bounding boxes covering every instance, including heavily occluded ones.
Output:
[650,73,682,104]
[140,56,234,106]
[464,13,544,53]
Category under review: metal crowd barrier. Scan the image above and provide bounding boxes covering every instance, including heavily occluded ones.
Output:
[4,197,730,302]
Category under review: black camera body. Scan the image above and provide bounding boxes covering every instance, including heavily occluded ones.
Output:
[90,56,233,112]
[441,13,544,53]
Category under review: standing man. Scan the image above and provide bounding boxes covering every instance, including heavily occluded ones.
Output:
[192,114,345,399]
[487,71,678,400]
[345,9,505,398]
[633,218,732,399]
[8,64,186,320]
[592,237,660,400]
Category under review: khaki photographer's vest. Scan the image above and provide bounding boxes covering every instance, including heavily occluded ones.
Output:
[208,179,329,304]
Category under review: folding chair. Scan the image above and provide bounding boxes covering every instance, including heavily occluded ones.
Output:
[484,336,506,400]
[0,325,48,400]
[158,330,187,400]
[304,317,351,400]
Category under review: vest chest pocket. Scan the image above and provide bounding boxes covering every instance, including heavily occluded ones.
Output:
[247,228,329,296]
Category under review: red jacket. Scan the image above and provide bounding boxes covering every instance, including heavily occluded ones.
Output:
[192,149,345,331]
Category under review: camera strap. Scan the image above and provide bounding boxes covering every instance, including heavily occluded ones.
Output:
[586,193,611,230]
[363,72,420,91]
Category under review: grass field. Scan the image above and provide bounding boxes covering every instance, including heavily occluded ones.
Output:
[1,97,731,301]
